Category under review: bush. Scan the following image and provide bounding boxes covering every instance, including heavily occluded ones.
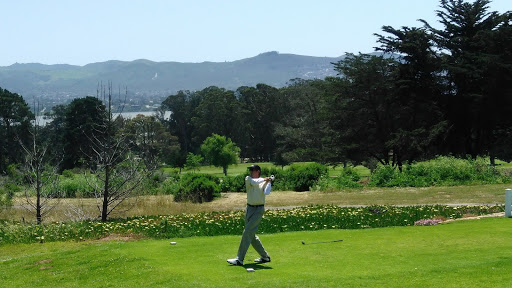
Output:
[337,167,363,189]
[260,166,288,191]
[311,175,338,192]
[62,170,74,178]
[220,174,247,192]
[58,174,96,198]
[0,182,15,209]
[160,177,181,195]
[368,156,512,187]
[284,163,329,192]
[138,171,173,195]
[174,174,220,203]
[312,167,363,191]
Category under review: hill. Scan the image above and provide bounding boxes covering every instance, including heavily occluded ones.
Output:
[0,51,343,109]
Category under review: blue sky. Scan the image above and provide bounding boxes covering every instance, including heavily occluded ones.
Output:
[2,0,510,66]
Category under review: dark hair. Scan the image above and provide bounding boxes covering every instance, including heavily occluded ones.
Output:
[248,164,261,171]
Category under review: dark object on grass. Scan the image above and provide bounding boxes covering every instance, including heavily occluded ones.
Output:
[301,240,343,245]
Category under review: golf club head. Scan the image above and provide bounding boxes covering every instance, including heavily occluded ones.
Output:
[301,241,305,245]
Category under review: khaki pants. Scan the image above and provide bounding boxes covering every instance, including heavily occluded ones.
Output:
[236,205,269,262]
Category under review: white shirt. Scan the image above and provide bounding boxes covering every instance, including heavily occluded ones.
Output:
[245,176,270,205]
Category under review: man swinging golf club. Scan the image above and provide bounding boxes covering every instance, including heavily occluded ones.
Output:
[227,164,272,266]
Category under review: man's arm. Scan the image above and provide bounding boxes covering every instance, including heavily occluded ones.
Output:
[245,176,272,186]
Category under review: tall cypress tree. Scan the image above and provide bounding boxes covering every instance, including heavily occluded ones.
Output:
[421,0,512,159]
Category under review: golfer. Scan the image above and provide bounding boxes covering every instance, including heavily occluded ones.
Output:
[227,164,272,266]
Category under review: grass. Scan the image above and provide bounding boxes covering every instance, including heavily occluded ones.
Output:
[168,162,372,178]
[165,161,368,176]
[328,165,371,178]
[495,159,512,170]
[163,162,278,177]
[4,183,510,223]
[2,204,503,244]
[170,158,511,179]
[1,217,511,287]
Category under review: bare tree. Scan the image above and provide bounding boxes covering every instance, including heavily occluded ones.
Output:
[19,105,61,224]
[86,82,156,222]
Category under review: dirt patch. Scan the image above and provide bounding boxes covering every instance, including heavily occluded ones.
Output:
[97,233,145,242]
[442,212,504,223]
[36,259,52,265]
[25,259,53,269]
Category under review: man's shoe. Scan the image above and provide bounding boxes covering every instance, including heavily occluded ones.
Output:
[227,258,243,266]
[254,256,271,263]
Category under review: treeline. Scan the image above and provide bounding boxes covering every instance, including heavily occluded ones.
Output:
[1,0,512,175]
[162,1,512,169]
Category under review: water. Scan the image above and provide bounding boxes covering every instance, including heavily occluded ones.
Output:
[35,111,171,126]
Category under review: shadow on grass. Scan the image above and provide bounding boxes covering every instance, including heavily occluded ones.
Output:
[244,263,273,270]
[227,263,273,270]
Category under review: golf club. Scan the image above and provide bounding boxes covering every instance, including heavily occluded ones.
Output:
[301,239,343,245]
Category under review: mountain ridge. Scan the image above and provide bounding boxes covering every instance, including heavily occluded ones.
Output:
[0,51,345,109]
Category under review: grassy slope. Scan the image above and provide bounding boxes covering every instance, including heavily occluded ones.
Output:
[1,218,511,288]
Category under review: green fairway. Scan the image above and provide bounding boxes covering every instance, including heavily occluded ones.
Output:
[1,218,511,287]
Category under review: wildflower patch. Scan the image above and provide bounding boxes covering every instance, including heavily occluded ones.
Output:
[0,204,504,245]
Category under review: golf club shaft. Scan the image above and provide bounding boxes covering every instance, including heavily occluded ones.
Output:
[304,239,343,245]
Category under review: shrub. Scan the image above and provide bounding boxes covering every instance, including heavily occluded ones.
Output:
[312,174,338,192]
[285,163,329,191]
[0,183,14,209]
[368,165,399,187]
[160,177,181,195]
[174,173,220,203]
[220,174,247,192]
[260,166,287,191]
[369,156,512,187]
[62,169,74,178]
[138,171,172,195]
[337,167,363,188]
[58,174,96,198]
[312,167,363,191]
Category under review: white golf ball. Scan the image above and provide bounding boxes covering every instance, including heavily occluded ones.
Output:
[170,242,177,245]
[246,268,255,272]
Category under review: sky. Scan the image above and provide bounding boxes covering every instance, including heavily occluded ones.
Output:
[2,0,511,66]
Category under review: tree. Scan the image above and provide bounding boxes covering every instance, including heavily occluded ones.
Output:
[41,104,68,167]
[374,25,448,164]
[274,79,332,164]
[19,112,61,224]
[0,87,33,174]
[184,152,203,172]
[420,0,512,160]
[63,96,106,170]
[123,114,180,166]
[191,86,241,150]
[236,84,282,161]
[160,90,202,169]
[200,134,240,176]
[331,53,399,167]
[86,84,155,222]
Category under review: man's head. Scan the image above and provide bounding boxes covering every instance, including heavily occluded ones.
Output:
[248,164,261,178]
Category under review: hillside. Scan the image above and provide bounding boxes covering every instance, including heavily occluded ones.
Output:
[0,51,343,108]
